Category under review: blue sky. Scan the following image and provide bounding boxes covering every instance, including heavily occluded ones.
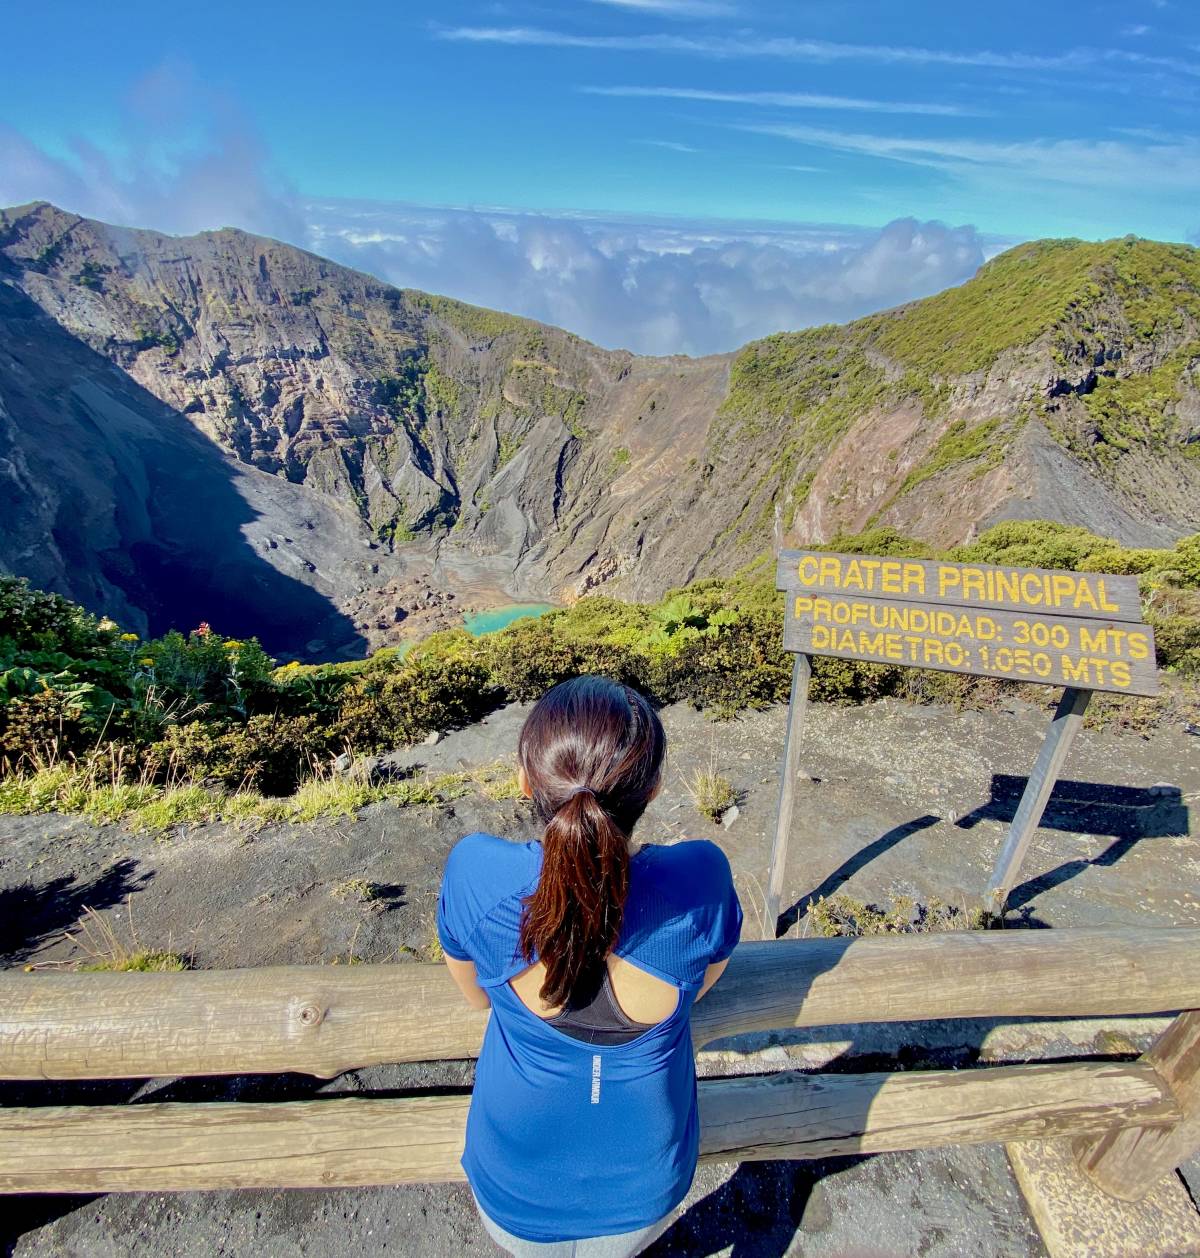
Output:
[2,0,1198,353]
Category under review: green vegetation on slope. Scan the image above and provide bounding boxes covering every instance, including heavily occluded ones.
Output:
[868,237,1200,377]
[1082,341,1200,457]
[407,291,546,345]
[2,521,1198,824]
[896,417,1007,496]
[718,326,885,445]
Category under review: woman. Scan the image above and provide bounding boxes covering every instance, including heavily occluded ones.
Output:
[437,675,743,1257]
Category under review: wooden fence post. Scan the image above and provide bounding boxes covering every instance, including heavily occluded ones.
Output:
[985,686,1091,913]
[764,652,812,939]
[1074,1008,1200,1202]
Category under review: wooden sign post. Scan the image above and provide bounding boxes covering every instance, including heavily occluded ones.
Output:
[765,549,1159,935]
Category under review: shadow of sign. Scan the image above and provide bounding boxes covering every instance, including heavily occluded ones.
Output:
[956,776,1189,912]
[776,815,943,935]
[956,776,1188,841]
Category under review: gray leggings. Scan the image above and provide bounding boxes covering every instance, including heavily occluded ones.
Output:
[471,1188,676,1257]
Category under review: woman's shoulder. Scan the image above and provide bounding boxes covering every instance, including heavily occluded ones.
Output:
[621,839,741,984]
[637,838,734,901]
[445,832,540,896]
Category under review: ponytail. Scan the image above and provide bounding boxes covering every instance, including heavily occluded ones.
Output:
[517,677,666,1008]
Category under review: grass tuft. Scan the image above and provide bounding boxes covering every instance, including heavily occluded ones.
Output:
[687,769,737,823]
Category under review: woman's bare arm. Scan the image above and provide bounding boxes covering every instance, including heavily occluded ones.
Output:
[444,955,492,1010]
[693,958,730,1003]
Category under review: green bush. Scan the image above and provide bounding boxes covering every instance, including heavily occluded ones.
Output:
[0,575,111,656]
[479,617,595,700]
[818,526,939,559]
[332,651,498,750]
[2,517,1198,801]
[149,714,327,794]
[128,627,275,718]
[1145,587,1200,675]
[0,688,96,762]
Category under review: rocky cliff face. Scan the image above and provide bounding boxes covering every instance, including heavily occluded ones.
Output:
[1,202,1197,657]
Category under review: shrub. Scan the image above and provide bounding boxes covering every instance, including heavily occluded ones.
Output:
[132,627,275,718]
[0,575,111,656]
[819,526,939,559]
[149,714,327,794]
[478,617,592,700]
[0,688,97,762]
[332,651,498,750]
[1145,586,1200,675]
[808,657,902,704]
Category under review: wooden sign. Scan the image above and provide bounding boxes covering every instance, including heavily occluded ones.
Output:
[776,551,1156,697]
[764,548,1161,936]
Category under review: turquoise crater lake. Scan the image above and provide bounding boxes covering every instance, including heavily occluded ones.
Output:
[463,603,558,636]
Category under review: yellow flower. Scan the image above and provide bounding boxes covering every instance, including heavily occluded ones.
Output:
[119,632,139,642]
[139,658,155,667]
[98,618,118,632]
[223,639,242,650]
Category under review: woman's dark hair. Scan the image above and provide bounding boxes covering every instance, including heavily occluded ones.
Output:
[517,675,666,1007]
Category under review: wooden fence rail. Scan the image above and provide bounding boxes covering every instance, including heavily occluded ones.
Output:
[2,928,1199,1213]
[4,928,1199,1080]
[0,1062,1176,1193]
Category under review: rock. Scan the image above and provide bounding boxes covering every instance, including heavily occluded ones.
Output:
[721,805,740,829]
[424,731,443,746]
[1149,783,1180,797]
[332,753,353,776]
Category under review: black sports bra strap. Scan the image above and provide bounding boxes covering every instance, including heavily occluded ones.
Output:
[544,966,656,1046]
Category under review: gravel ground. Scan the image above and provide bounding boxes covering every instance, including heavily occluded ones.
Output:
[2,695,1197,1257]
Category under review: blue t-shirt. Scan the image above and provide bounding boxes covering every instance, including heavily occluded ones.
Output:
[437,831,743,1243]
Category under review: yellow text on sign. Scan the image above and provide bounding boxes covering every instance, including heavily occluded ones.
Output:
[789,595,1155,693]
[791,556,1122,615]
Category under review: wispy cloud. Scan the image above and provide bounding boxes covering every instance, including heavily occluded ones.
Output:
[637,138,701,152]
[583,84,976,117]
[583,0,736,15]
[439,26,1087,70]
[439,26,1200,80]
[745,122,1200,194]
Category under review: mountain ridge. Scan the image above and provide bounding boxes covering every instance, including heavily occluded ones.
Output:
[1,201,1197,656]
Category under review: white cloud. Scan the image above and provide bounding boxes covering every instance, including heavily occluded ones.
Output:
[583,84,976,116]
[0,67,303,243]
[306,200,987,356]
[0,72,993,359]
[636,138,701,152]
[744,122,1200,194]
[439,26,1200,81]
[583,0,736,15]
[439,26,1089,70]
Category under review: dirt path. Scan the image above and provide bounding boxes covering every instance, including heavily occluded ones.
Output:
[2,695,1197,1256]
